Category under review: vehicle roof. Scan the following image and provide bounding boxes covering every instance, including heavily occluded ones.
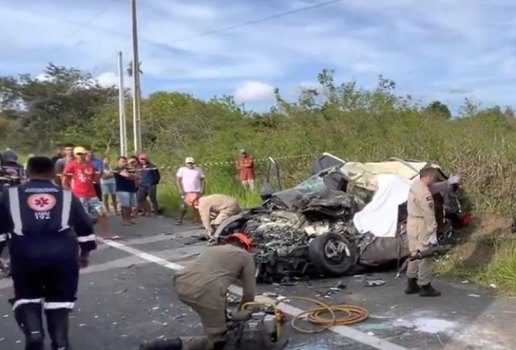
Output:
[319,153,446,192]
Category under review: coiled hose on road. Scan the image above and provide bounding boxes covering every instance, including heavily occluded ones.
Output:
[276,296,369,334]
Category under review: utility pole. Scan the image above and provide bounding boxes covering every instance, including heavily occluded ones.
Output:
[130,0,142,153]
[117,51,127,157]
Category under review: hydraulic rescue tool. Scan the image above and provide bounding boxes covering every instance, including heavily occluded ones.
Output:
[396,244,451,278]
[224,301,289,350]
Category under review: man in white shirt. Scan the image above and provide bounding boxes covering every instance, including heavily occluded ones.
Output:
[175,157,205,225]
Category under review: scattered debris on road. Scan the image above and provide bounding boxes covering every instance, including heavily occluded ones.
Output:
[365,279,386,287]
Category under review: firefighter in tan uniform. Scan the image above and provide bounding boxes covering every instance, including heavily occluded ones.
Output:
[405,167,460,297]
[185,194,241,240]
[140,233,256,350]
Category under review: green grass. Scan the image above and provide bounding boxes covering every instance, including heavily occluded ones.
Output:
[434,234,516,295]
[478,238,516,293]
[156,168,262,219]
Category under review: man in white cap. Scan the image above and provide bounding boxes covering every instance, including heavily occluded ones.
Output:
[175,157,205,225]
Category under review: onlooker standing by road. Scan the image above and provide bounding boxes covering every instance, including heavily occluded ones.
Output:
[100,156,119,215]
[128,156,142,216]
[176,157,205,225]
[114,156,138,226]
[51,146,63,164]
[0,149,24,189]
[236,149,255,190]
[137,153,161,216]
[63,147,118,239]
[87,150,104,201]
[55,143,75,186]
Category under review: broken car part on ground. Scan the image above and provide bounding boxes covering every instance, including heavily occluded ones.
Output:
[214,153,471,283]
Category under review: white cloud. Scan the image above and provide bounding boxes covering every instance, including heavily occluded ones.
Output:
[95,72,119,88]
[234,81,276,103]
[35,73,51,82]
[1,0,516,109]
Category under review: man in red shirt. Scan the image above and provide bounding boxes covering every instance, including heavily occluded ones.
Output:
[64,147,118,239]
[235,149,255,190]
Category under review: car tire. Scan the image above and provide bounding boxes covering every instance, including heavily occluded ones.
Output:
[308,232,357,276]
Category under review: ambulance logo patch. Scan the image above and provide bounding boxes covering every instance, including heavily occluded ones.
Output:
[27,194,57,212]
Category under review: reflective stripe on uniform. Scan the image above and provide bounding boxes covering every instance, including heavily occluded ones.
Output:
[12,298,43,311]
[60,190,72,232]
[77,234,96,242]
[8,187,23,236]
[44,302,75,310]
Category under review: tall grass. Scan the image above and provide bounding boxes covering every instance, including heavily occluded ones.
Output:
[151,155,314,217]
[478,238,516,293]
[157,168,262,218]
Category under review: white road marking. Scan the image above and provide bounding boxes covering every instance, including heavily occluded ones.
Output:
[101,238,408,350]
[95,231,200,251]
[0,247,204,290]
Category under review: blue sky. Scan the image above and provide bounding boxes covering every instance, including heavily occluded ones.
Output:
[1,0,516,113]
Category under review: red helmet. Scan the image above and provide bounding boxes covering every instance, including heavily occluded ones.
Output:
[224,233,252,251]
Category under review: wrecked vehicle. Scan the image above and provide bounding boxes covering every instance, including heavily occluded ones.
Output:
[214,153,471,283]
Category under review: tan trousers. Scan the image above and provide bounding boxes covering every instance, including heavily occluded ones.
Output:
[406,258,433,286]
[406,217,433,286]
[175,280,226,350]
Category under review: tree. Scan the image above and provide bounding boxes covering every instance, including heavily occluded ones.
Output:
[424,100,452,119]
[0,63,118,151]
[503,106,514,118]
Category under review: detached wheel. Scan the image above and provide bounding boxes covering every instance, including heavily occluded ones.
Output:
[308,232,357,276]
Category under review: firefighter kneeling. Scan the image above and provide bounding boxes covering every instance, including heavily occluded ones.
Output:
[140,233,256,350]
[0,156,97,350]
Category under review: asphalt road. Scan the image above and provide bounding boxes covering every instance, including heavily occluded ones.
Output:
[0,215,515,350]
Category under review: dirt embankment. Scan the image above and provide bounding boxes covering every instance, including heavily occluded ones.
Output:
[452,213,515,268]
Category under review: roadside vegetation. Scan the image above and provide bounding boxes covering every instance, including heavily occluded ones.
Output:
[1,64,515,292]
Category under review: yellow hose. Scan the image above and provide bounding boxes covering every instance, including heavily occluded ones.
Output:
[276,296,369,334]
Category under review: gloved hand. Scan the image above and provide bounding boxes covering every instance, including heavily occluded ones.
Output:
[428,233,438,245]
[225,309,233,322]
[448,174,461,185]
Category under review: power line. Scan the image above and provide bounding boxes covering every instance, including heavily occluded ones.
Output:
[16,0,343,49]
[169,0,344,43]
[68,0,122,40]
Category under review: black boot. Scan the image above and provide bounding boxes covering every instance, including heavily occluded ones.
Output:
[14,303,45,350]
[419,283,441,297]
[45,308,70,349]
[404,278,420,294]
[213,341,226,350]
[139,337,182,350]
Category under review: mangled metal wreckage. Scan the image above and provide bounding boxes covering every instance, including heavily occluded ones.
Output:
[214,154,471,283]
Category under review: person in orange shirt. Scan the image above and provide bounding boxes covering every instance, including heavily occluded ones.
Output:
[235,149,255,190]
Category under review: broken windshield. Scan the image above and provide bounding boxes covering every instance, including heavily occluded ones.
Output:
[295,173,326,192]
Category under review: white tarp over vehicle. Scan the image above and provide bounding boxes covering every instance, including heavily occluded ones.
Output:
[353,174,412,238]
